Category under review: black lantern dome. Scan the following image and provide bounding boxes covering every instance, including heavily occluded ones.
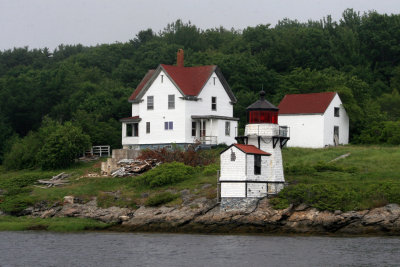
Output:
[246,90,279,124]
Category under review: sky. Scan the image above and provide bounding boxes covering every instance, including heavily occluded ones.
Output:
[1,0,400,51]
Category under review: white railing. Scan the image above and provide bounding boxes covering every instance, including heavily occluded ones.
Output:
[87,145,110,157]
[199,136,218,145]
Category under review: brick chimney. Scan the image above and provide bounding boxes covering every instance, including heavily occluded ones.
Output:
[177,49,184,67]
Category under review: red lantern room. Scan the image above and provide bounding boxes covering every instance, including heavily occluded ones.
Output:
[247,90,279,124]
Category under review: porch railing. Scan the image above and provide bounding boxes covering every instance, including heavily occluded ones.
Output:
[199,136,218,145]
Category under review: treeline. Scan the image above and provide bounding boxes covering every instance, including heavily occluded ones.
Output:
[1,9,400,168]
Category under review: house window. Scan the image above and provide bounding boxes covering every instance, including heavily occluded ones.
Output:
[254,155,261,175]
[213,77,216,85]
[146,122,150,134]
[334,107,340,117]
[192,121,196,136]
[164,121,173,130]
[225,121,230,136]
[126,123,139,137]
[147,96,154,110]
[211,97,217,111]
[168,94,175,109]
[161,75,164,83]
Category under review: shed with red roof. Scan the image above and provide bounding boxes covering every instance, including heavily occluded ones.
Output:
[278,92,349,148]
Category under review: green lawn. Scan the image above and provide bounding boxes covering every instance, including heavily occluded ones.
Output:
[0,159,218,214]
[1,145,399,216]
[275,145,400,211]
[0,216,110,231]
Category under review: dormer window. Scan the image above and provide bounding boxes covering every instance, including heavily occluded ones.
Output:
[212,97,217,111]
[334,107,340,117]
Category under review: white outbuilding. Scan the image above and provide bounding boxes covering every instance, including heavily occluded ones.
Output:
[278,92,349,148]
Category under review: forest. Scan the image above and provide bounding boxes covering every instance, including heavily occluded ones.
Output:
[1,9,400,169]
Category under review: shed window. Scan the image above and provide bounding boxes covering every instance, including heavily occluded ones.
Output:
[168,94,175,109]
[254,155,261,175]
[147,96,154,110]
[334,107,340,117]
[211,97,217,111]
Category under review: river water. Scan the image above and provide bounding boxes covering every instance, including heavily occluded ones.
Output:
[0,232,400,267]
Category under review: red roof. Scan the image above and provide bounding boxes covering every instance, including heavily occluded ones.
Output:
[129,70,156,101]
[233,144,271,156]
[278,92,336,114]
[161,64,216,96]
[128,65,216,101]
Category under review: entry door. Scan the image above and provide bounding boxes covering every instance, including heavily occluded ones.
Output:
[201,121,206,137]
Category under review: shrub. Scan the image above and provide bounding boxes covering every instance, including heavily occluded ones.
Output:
[138,143,216,167]
[38,122,91,170]
[202,163,219,176]
[3,134,41,170]
[133,162,196,188]
[145,192,179,206]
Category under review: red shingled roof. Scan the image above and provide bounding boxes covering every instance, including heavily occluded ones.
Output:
[129,70,156,101]
[278,92,336,114]
[161,64,216,96]
[128,65,216,101]
[233,144,271,155]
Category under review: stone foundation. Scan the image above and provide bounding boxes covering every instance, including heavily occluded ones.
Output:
[220,197,260,211]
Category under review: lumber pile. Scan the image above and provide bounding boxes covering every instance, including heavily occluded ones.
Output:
[111,159,159,177]
[36,172,70,188]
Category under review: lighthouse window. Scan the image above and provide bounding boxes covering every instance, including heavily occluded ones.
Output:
[231,150,236,161]
[254,155,261,175]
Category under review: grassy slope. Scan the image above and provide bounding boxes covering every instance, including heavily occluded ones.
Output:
[1,145,399,231]
[278,145,400,211]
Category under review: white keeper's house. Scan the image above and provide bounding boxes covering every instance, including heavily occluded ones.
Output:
[278,92,349,148]
[120,49,238,150]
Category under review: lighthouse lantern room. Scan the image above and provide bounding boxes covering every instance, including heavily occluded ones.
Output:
[219,91,289,208]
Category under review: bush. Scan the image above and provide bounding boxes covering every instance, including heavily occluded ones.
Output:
[3,134,41,170]
[202,163,219,176]
[133,162,196,188]
[138,143,216,167]
[145,192,179,206]
[38,122,90,170]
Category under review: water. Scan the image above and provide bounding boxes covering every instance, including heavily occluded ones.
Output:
[1,232,400,267]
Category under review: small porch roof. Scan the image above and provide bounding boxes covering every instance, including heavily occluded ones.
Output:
[191,115,239,121]
[119,116,141,123]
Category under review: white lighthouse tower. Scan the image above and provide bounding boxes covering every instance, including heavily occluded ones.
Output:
[219,91,289,208]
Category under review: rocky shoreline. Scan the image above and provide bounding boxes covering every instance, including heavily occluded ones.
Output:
[13,197,400,235]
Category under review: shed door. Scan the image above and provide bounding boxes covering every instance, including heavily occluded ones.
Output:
[334,126,339,145]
